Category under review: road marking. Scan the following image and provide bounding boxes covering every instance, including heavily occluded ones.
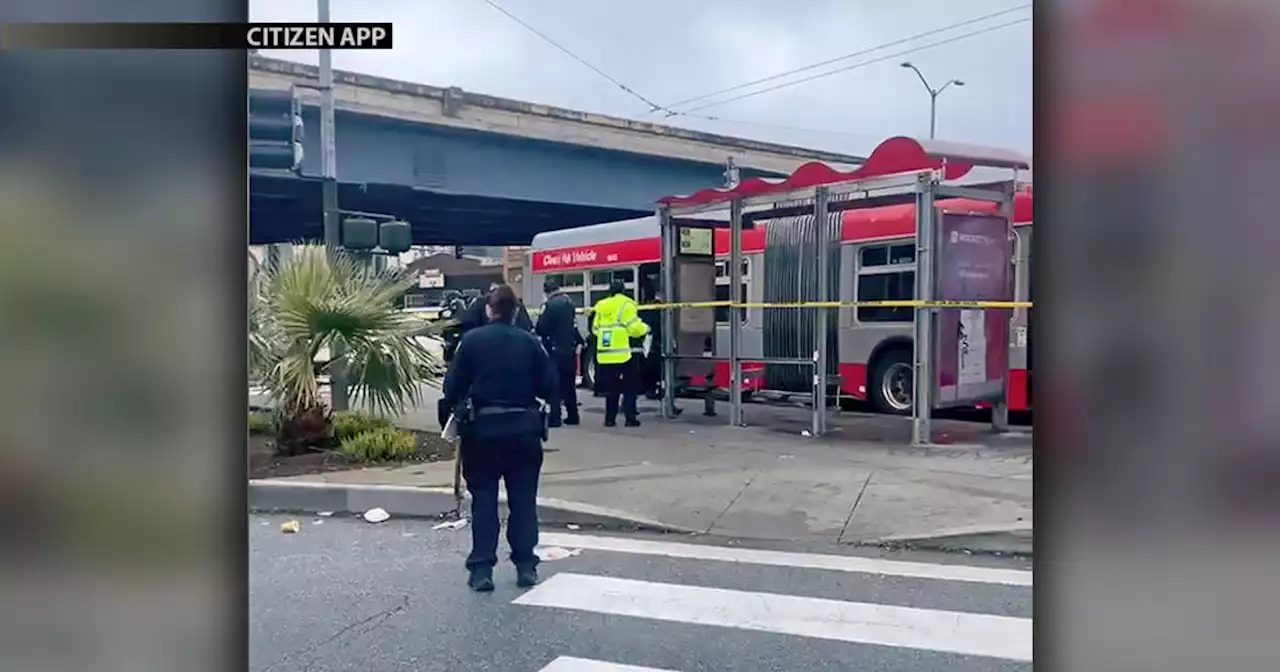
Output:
[538,532,1031,587]
[538,657,681,672]
[516,573,1032,662]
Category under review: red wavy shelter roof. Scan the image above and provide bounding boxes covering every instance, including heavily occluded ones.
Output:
[657,136,1031,208]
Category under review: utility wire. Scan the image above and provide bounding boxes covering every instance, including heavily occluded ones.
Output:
[477,0,667,112]
[670,17,1030,116]
[655,3,1031,114]
[677,112,885,143]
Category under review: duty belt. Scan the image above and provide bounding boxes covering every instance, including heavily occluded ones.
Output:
[475,406,537,416]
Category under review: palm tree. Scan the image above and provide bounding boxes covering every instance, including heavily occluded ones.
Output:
[249,245,445,455]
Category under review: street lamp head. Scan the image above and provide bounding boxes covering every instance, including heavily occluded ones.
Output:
[954,79,966,86]
[900,61,913,68]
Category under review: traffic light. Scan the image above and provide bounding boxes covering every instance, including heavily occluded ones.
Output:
[340,217,413,254]
[249,87,303,173]
[379,220,412,254]
[342,217,378,251]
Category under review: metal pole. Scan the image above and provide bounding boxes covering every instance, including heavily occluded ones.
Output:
[728,198,744,428]
[991,181,1015,433]
[317,0,348,411]
[659,207,677,419]
[929,92,937,139]
[910,174,937,446]
[813,187,830,437]
[318,0,339,246]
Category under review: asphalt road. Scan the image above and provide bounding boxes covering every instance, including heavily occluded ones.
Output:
[251,514,1032,672]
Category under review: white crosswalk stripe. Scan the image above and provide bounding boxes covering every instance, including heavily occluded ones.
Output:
[522,533,1033,666]
[518,573,1031,662]
[538,532,1032,586]
[538,657,681,672]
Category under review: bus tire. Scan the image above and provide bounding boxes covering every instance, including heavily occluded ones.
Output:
[869,348,914,416]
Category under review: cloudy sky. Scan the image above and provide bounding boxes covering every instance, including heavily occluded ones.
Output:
[250,0,1032,158]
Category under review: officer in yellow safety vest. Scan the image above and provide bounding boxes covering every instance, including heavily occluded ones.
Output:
[591,278,649,427]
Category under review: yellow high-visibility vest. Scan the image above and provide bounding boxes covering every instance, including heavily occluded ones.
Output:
[592,293,648,364]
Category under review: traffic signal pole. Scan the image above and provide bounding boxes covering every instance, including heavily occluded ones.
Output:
[317,0,349,411]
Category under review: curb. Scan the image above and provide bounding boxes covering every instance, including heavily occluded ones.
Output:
[248,479,699,535]
[869,523,1033,556]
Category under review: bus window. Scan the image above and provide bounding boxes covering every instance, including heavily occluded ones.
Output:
[589,289,612,306]
[545,272,585,289]
[590,268,635,285]
[587,267,639,302]
[888,244,915,265]
[714,259,749,278]
[860,246,888,267]
[856,243,914,322]
[714,257,750,323]
[856,272,915,322]
[714,283,748,323]
[860,244,914,268]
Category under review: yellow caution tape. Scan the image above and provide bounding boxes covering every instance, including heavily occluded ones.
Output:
[414,300,1031,319]
[621,299,1031,311]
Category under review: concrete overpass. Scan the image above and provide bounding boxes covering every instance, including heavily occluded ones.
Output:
[249,55,867,245]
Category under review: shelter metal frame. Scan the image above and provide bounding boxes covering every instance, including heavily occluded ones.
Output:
[655,149,1027,440]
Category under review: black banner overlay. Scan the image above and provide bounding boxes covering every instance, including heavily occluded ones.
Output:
[0,23,395,50]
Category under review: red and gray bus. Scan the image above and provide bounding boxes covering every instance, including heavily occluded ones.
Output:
[525,186,1032,414]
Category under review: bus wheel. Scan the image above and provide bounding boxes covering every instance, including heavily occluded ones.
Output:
[586,358,601,395]
[870,349,914,415]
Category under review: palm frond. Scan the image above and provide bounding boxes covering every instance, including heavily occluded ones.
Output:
[248,244,443,417]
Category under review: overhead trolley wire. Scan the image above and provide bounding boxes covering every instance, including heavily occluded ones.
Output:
[477,0,668,113]
[654,3,1030,116]
[666,16,1031,116]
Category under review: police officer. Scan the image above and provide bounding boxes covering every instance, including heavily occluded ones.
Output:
[441,284,557,592]
[459,282,534,335]
[591,278,649,427]
[639,287,665,399]
[535,279,581,426]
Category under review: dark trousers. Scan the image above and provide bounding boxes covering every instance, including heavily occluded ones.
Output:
[461,433,544,571]
[643,352,663,396]
[549,347,579,424]
[597,358,640,423]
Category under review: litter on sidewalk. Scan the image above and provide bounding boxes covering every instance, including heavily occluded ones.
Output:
[280,520,300,533]
[535,546,582,561]
[362,507,391,523]
[433,518,468,530]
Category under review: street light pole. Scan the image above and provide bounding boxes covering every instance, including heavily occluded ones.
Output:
[929,90,938,141]
[317,0,349,411]
[900,62,964,139]
[318,0,339,247]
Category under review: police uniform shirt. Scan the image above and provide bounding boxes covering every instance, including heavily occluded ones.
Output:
[460,293,534,333]
[535,291,580,350]
[442,321,558,438]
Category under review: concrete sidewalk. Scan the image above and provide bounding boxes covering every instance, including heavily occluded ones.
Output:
[250,389,1032,553]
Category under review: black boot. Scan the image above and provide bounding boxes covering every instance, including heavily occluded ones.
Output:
[516,565,538,588]
[468,567,494,592]
[625,418,642,427]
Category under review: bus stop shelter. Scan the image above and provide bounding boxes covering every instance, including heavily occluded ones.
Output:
[654,136,1030,444]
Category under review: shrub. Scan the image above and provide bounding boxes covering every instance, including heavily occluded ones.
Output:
[340,427,418,462]
[248,411,276,435]
[333,411,394,442]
